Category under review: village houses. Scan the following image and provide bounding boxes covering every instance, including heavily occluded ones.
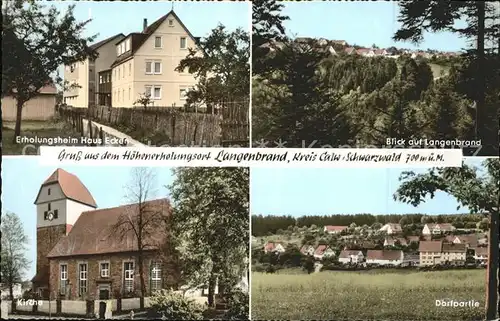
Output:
[379,223,402,235]
[263,242,286,254]
[418,241,467,266]
[323,225,348,234]
[64,10,200,109]
[366,250,404,266]
[422,223,456,235]
[313,245,336,260]
[338,250,364,264]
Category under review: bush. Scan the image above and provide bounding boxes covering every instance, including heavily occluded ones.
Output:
[224,289,249,320]
[149,289,204,320]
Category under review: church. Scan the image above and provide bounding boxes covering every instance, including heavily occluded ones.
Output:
[31,168,177,300]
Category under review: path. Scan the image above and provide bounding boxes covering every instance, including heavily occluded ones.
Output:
[82,119,145,147]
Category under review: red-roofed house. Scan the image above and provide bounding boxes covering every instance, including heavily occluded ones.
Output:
[344,47,356,55]
[2,84,57,121]
[356,48,375,57]
[384,237,408,247]
[32,168,177,301]
[313,245,335,260]
[264,242,285,254]
[323,225,348,234]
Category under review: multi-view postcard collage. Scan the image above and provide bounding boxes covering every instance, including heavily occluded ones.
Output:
[1,1,499,321]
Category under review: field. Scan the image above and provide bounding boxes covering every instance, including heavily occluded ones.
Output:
[2,121,79,155]
[252,269,486,321]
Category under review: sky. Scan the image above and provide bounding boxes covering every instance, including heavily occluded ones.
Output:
[2,158,176,279]
[251,158,487,217]
[280,1,468,52]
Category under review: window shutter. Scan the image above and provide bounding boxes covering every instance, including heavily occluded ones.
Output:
[54,209,59,219]
[44,211,48,220]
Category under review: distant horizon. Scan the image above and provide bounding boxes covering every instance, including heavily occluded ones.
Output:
[279,1,468,52]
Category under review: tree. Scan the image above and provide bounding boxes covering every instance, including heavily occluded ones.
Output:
[252,0,289,76]
[112,168,169,309]
[393,159,499,319]
[394,1,500,155]
[302,256,315,274]
[176,25,249,112]
[1,212,30,310]
[2,1,97,142]
[169,168,249,307]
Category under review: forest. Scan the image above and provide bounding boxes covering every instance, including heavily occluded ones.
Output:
[251,213,486,237]
[252,0,499,156]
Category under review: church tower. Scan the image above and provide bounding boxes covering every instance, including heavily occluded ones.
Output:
[32,168,97,296]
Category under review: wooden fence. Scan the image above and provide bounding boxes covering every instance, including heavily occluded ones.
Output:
[59,101,249,146]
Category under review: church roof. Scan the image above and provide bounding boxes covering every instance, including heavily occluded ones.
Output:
[36,168,97,208]
[47,198,171,258]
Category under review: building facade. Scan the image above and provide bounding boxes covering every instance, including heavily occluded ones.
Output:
[109,11,200,108]
[63,34,125,108]
[32,168,176,300]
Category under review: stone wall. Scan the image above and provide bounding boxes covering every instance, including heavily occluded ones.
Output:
[48,251,180,301]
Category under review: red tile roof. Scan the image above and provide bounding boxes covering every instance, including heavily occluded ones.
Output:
[442,243,466,253]
[366,250,403,261]
[324,225,348,232]
[419,241,443,252]
[339,250,362,258]
[47,198,171,258]
[475,247,488,257]
[314,245,328,255]
[36,168,97,208]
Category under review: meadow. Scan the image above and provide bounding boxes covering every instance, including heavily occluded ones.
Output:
[252,269,486,321]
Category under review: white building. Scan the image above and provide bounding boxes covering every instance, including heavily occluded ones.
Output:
[379,223,402,235]
[338,250,364,264]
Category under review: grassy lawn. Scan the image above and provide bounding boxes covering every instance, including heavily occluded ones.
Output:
[252,269,486,320]
[2,120,80,155]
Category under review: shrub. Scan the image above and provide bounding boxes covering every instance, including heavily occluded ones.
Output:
[149,289,204,320]
[224,289,249,320]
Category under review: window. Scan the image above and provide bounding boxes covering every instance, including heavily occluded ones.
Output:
[54,209,59,219]
[153,86,161,100]
[168,19,174,27]
[145,86,152,98]
[180,88,188,100]
[128,87,131,100]
[48,203,51,211]
[125,38,131,52]
[154,62,161,74]
[124,262,134,293]
[60,264,68,295]
[122,65,125,78]
[150,261,162,292]
[79,263,88,296]
[48,188,51,195]
[180,37,187,49]
[117,46,121,56]
[118,68,120,79]
[100,262,110,278]
[146,61,162,75]
[154,36,162,48]
[129,63,131,76]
